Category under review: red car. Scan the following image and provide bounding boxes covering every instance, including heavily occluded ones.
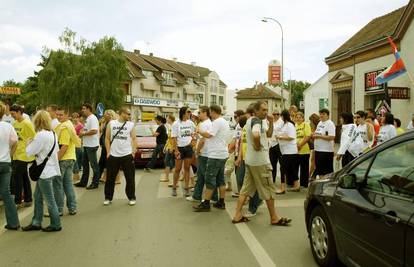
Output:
[134,122,164,168]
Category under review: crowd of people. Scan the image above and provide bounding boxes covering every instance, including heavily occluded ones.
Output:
[1,96,413,231]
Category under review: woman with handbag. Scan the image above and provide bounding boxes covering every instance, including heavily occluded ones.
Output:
[0,102,20,230]
[22,110,62,232]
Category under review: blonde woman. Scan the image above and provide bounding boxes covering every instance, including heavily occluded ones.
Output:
[23,110,62,232]
[99,110,120,183]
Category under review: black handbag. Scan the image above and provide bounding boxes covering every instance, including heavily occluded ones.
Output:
[29,132,56,182]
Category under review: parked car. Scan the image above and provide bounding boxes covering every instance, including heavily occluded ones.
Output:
[134,122,164,168]
[305,130,414,267]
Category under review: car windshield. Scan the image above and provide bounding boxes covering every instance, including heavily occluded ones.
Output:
[135,124,157,137]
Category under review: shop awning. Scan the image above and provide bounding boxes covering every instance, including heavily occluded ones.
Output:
[141,106,159,112]
[161,107,177,113]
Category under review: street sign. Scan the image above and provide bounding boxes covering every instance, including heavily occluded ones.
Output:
[299,100,305,110]
[96,103,105,119]
[0,87,21,95]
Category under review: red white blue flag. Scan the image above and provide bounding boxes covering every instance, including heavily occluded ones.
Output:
[375,37,407,84]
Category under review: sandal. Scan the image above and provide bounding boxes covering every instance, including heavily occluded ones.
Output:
[271,217,292,226]
[232,216,250,224]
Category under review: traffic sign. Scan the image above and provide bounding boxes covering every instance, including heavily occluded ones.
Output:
[96,103,105,119]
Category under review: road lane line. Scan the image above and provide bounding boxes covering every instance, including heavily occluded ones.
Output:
[225,202,277,267]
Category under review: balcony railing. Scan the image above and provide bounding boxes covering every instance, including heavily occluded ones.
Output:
[162,79,176,87]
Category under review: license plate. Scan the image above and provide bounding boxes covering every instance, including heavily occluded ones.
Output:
[141,153,152,159]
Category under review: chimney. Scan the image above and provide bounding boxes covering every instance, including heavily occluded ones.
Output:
[191,62,196,66]
[134,49,140,54]
[150,53,153,56]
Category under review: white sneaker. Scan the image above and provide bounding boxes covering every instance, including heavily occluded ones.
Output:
[186,196,199,202]
[128,200,136,206]
[103,200,112,206]
[244,211,257,218]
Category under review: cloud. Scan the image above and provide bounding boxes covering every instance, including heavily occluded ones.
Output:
[0,41,24,55]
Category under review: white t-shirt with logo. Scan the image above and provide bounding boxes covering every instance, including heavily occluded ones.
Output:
[109,120,135,157]
[348,124,370,157]
[377,124,397,145]
[198,119,212,157]
[82,114,100,147]
[245,117,271,166]
[337,123,356,155]
[206,117,230,159]
[314,120,336,152]
[0,121,18,162]
[278,122,298,155]
[171,120,195,147]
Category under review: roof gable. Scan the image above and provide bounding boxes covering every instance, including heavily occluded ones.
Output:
[236,83,282,99]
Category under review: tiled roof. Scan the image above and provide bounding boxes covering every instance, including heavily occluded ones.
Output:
[126,61,145,78]
[162,59,198,78]
[236,83,282,99]
[140,54,177,72]
[124,51,158,71]
[327,6,406,59]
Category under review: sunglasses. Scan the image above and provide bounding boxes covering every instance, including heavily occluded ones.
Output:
[273,113,280,116]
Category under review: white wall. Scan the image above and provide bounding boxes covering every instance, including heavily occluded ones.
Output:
[400,17,414,127]
[226,89,236,115]
[304,73,329,120]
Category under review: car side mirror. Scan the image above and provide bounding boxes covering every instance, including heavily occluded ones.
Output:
[338,173,357,189]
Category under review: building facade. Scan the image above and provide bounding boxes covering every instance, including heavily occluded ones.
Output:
[123,50,227,121]
[325,2,414,127]
[235,83,285,113]
[303,73,329,120]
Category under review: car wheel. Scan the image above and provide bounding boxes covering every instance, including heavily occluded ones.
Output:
[309,206,339,267]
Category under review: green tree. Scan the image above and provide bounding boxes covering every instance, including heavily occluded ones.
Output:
[38,28,128,112]
[285,80,311,109]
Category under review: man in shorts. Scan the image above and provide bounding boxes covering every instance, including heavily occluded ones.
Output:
[232,101,291,226]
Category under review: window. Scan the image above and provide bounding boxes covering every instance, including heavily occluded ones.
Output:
[123,83,130,94]
[211,79,218,92]
[183,92,187,101]
[162,72,175,86]
[143,71,153,77]
[198,94,204,104]
[188,78,193,83]
[365,140,414,197]
[211,95,217,104]
[319,98,328,109]
[349,156,374,182]
[219,96,224,106]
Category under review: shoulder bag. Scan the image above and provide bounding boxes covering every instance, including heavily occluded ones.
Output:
[29,132,56,182]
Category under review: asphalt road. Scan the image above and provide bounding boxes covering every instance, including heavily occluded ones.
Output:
[0,169,318,267]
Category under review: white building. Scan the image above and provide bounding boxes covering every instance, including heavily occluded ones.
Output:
[325,2,414,127]
[123,50,227,121]
[303,73,329,120]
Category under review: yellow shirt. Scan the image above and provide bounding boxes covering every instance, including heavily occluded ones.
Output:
[13,119,35,162]
[296,122,311,155]
[55,120,76,161]
[241,126,247,159]
[397,127,405,135]
[164,124,174,152]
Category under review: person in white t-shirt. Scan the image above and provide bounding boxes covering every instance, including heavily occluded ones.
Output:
[46,104,60,130]
[194,105,230,212]
[377,113,397,145]
[171,107,196,197]
[277,110,299,192]
[407,114,414,131]
[312,108,336,178]
[269,110,285,184]
[23,110,62,232]
[0,103,20,230]
[336,112,357,168]
[103,108,137,206]
[1,99,15,124]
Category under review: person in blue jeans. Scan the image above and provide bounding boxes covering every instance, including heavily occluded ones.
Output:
[145,116,167,171]
[23,110,62,232]
[0,103,20,230]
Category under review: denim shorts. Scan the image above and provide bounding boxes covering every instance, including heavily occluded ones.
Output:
[204,158,227,190]
[178,145,193,160]
[164,152,175,168]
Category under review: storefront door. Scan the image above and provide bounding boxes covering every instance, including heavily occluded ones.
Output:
[336,90,352,142]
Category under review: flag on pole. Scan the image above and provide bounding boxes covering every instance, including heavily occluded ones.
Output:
[375,37,407,85]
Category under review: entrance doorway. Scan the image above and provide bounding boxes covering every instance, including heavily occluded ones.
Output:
[335,90,352,142]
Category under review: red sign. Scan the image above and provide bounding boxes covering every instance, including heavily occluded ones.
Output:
[268,66,281,85]
[365,69,385,92]
[388,87,410,99]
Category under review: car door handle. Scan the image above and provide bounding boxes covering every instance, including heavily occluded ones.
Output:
[383,211,401,225]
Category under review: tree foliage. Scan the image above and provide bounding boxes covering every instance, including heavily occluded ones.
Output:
[285,80,311,109]
[38,28,128,112]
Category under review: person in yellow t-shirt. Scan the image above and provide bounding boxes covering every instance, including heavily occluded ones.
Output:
[295,112,311,188]
[394,118,405,135]
[162,115,176,183]
[54,107,77,215]
[10,104,35,207]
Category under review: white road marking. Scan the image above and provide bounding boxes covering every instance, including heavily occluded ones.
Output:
[225,201,277,267]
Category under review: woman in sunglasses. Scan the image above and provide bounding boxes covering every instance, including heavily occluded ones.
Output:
[171,107,196,197]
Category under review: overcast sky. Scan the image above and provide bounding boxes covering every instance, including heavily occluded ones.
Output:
[0,0,408,90]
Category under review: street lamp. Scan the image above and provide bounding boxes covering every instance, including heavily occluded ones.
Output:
[261,17,285,107]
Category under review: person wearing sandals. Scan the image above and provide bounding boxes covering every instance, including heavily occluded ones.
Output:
[0,103,20,231]
[277,110,300,192]
[171,107,196,197]
[161,115,175,183]
[193,105,230,211]
[23,110,62,232]
[232,101,291,226]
